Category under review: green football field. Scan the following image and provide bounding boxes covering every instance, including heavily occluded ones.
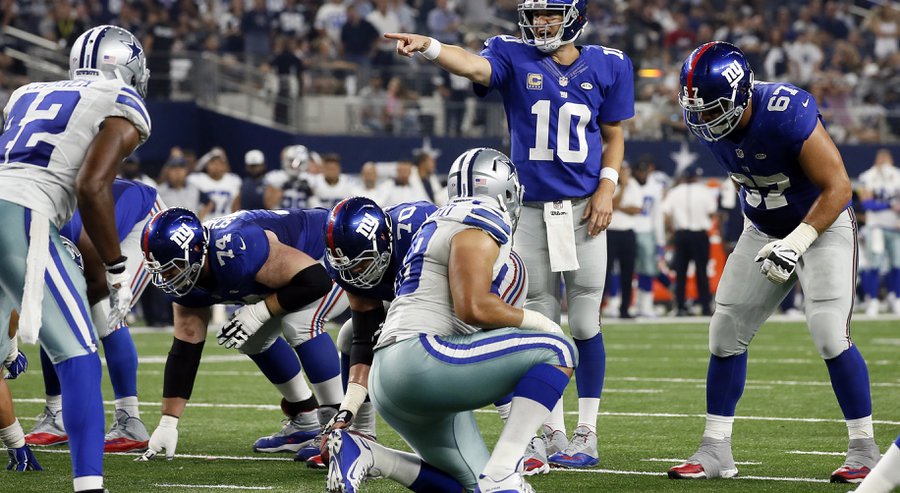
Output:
[3,318,899,492]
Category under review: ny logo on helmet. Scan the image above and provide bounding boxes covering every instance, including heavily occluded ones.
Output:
[170,224,196,249]
[355,213,379,241]
[722,60,745,89]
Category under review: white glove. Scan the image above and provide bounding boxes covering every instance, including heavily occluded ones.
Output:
[105,258,132,331]
[136,415,179,461]
[216,300,271,349]
[754,223,818,285]
[519,309,563,334]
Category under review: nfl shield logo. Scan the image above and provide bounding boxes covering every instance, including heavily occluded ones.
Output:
[553,201,563,210]
[736,149,744,158]
[559,76,569,87]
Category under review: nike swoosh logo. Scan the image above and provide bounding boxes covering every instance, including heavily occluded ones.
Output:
[238,237,246,250]
[802,98,809,107]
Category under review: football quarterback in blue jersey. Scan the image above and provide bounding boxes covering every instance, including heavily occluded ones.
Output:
[386,0,633,469]
[667,42,878,484]
[26,179,164,453]
[138,207,346,460]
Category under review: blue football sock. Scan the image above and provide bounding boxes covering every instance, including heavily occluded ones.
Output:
[861,269,879,299]
[574,333,605,399]
[607,273,620,297]
[891,268,900,297]
[340,352,350,392]
[101,326,138,399]
[825,345,872,420]
[56,353,104,481]
[409,461,464,493]
[638,274,653,292]
[514,364,571,410]
[493,393,513,408]
[706,352,748,416]
[295,333,341,385]
[40,347,61,396]
[248,338,301,385]
[895,434,900,448]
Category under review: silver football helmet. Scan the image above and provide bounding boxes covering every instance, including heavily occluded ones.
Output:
[69,25,149,98]
[281,144,312,177]
[447,147,524,228]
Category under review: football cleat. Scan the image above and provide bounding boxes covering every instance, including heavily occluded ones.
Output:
[6,446,42,471]
[831,438,881,484]
[253,410,320,453]
[294,432,323,463]
[25,406,68,446]
[326,430,374,493]
[475,466,535,493]
[668,437,738,479]
[104,409,150,453]
[542,425,568,456]
[548,425,599,468]
[522,436,549,476]
[306,453,327,470]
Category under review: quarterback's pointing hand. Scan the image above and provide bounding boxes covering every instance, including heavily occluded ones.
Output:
[384,33,432,58]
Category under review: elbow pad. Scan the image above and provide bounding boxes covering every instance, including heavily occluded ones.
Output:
[275,263,333,313]
[349,305,386,367]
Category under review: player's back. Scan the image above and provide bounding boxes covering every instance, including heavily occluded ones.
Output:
[61,178,158,243]
[376,198,515,348]
[0,78,151,227]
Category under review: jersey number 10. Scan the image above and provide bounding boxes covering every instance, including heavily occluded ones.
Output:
[529,100,591,164]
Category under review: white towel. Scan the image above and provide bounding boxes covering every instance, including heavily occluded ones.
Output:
[19,210,50,344]
[544,200,580,272]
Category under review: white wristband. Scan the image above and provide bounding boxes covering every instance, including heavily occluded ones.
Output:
[781,222,819,256]
[519,309,562,333]
[339,382,368,416]
[244,300,273,326]
[4,335,17,365]
[600,167,619,185]
[159,415,179,429]
[421,37,442,61]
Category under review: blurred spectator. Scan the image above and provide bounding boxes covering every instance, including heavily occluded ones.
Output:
[787,27,824,85]
[662,166,717,316]
[143,4,177,99]
[270,36,304,125]
[239,149,269,210]
[763,29,790,81]
[392,0,416,33]
[381,160,428,206]
[157,155,203,214]
[242,0,274,62]
[865,5,899,61]
[40,0,87,49]
[275,0,310,39]
[220,0,245,55]
[427,0,461,45]
[119,155,157,188]
[189,147,242,219]
[632,156,667,318]
[412,150,447,206]
[358,72,389,133]
[385,76,420,135]
[341,4,379,76]
[265,145,320,209]
[352,161,388,204]
[313,153,356,208]
[367,0,401,67]
[604,165,643,319]
[315,0,347,44]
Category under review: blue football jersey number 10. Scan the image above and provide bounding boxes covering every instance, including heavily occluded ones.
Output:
[0,90,81,168]
[529,100,591,164]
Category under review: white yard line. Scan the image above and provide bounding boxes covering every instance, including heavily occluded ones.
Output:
[610,376,900,388]
[155,484,273,490]
[641,458,762,465]
[35,448,293,461]
[786,450,846,456]
[559,468,829,483]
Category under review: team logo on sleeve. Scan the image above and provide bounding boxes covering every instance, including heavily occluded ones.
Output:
[527,73,543,91]
[170,223,196,249]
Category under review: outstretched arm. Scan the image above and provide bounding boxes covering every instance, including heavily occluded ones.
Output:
[384,32,492,87]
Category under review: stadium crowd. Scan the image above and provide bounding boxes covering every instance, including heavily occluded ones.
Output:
[0,0,897,142]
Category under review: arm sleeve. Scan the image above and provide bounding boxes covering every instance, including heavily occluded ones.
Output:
[786,88,821,157]
[215,225,270,282]
[109,82,152,143]
[473,36,514,98]
[597,52,636,123]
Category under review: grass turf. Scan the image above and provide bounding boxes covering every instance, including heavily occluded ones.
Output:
[3,319,899,492]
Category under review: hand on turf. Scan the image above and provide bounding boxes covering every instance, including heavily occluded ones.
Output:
[137,421,178,461]
[106,269,133,331]
[754,240,800,285]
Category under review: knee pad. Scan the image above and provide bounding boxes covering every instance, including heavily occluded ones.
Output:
[708,310,749,357]
[807,307,850,359]
[567,287,602,340]
[336,318,353,354]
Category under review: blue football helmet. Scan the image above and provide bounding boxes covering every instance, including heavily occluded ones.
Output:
[324,197,393,289]
[518,0,588,53]
[678,41,754,142]
[141,207,209,297]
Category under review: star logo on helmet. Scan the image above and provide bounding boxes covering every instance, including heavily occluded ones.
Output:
[122,38,142,64]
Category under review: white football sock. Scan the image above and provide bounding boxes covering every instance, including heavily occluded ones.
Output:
[311,375,344,407]
[0,419,25,448]
[855,443,900,493]
[702,413,734,440]
[543,398,566,435]
[577,397,600,433]
[495,402,511,422]
[46,394,62,413]
[366,437,421,487]
[483,396,551,478]
[115,396,140,418]
[350,401,377,438]
[275,373,313,403]
[847,416,875,440]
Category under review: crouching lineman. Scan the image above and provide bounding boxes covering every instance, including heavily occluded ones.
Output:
[306,196,528,469]
[325,148,576,493]
[26,178,164,452]
[1,309,41,471]
[137,207,346,460]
